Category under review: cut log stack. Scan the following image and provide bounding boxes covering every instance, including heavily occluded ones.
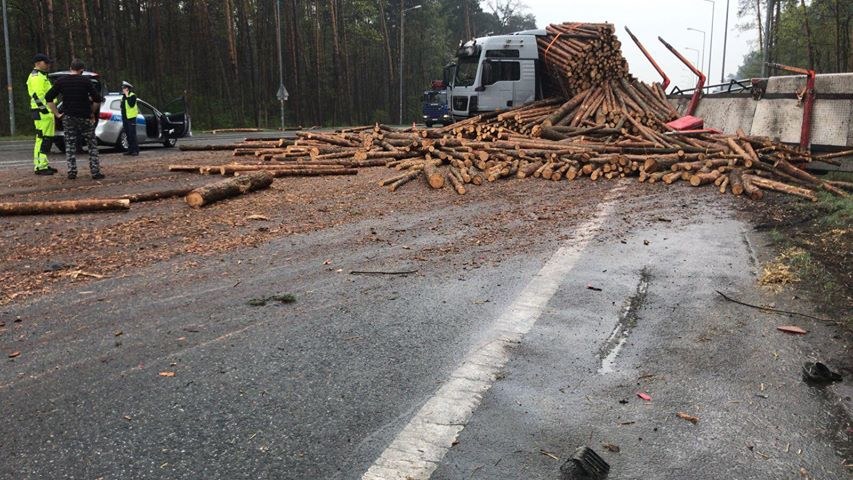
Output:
[536,22,630,97]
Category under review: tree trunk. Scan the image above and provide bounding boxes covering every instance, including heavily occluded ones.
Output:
[0,198,130,216]
[314,0,324,125]
[79,0,94,59]
[64,0,76,59]
[378,0,395,119]
[185,171,274,208]
[46,0,57,57]
[122,188,195,203]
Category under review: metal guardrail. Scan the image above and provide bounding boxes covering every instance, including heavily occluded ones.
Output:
[669,78,753,96]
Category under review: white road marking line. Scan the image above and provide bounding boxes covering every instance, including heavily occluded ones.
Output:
[362,185,626,480]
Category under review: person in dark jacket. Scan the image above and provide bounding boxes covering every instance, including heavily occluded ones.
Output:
[120,81,139,156]
[45,58,105,180]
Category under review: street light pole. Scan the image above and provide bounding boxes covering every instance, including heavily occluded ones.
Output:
[399,4,421,125]
[704,0,715,81]
[687,28,706,73]
[2,0,14,136]
[721,0,730,83]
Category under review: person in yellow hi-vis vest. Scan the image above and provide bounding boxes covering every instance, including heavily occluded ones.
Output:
[27,53,59,175]
[120,81,140,156]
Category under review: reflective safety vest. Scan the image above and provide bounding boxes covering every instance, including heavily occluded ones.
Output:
[27,69,51,113]
[123,93,139,119]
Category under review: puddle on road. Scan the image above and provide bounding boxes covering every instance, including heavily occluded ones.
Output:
[598,268,650,374]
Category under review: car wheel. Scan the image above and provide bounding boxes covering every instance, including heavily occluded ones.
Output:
[54,137,65,153]
[117,130,129,152]
[163,137,177,148]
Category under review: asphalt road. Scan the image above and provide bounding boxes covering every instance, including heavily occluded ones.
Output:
[1,182,849,479]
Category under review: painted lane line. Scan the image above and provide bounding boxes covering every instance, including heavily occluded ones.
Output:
[362,185,626,480]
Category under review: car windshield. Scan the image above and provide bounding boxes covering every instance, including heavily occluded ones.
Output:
[454,57,479,87]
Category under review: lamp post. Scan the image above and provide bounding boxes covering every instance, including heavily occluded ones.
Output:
[704,0,715,82]
[720,0,730,83]
[2,0,14,135]
[399,4,422,125]
[687,27,706,73]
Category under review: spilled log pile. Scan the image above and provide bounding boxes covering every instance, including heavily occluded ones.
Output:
[176,21,842,203]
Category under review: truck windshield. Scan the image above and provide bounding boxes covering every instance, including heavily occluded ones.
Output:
[423,91,447,104]
[454,57,479,87]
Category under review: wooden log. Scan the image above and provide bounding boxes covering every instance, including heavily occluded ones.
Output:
[447,171,466,195]
[388,171,421,192]
[740,174,764,200]
[179,144,244,151]
[217,164,350,175]
[689,170,721,186]
[122,188,195,203]
[267,169,358,178]
[422,163,445,189]
[169,165,204,173]
[774,159,847,197]
[729,169,745,196]
[185,171,274,208]
[745,175,816,201]
[0,198,131,216]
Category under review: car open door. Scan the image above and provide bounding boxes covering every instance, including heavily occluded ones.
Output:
[160,96,190,138]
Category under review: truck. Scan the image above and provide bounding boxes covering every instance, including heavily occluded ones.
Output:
[448,29,548,119]
[421,80,451,127]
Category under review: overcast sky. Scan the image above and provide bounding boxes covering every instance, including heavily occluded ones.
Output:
[521,0,759,89]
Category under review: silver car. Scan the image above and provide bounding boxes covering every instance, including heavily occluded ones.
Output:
[50,71,191,152]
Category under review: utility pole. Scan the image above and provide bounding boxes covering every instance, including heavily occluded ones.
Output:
[704,0,715,81]
[399,4,422,125]
[2,0,14,136]
[721,0,730,83]
[274,0,285,131]
[761,0,776,77]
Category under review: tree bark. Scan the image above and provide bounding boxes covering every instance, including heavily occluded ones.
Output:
[0,198,130,216]
[185,171,274,208]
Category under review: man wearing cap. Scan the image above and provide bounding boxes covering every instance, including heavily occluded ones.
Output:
[27,53,59,175]
[45,58,105,180]
[120,81,139,156]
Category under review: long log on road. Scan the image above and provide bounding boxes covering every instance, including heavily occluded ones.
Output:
[266,169,358,178]
[121,188,195,203]
[0,198,131,216]
[185,171,274,208]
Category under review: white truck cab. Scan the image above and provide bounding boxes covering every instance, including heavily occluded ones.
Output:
[449,29,546,118]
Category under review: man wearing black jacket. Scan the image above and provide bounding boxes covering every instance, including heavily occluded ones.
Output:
[45,58,105,180]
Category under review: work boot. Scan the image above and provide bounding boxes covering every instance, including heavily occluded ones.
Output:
[45,166,58,173]
[92,173,105,180]
[34,168,55,176]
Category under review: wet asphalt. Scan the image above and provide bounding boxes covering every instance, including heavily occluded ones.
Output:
[0,183,849,479]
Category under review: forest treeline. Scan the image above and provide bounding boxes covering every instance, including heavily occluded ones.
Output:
[0,0,535,132]
[735,0,851,77]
